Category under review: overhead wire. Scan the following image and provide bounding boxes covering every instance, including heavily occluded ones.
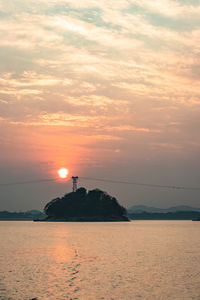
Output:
[0,176,200,191]
[0,178,55,186]
[80,177,200,191]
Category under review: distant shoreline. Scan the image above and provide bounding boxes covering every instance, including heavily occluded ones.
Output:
[128,211,200,220]
[0,219,34,221]
[1,209,200,221]
[34,216,130,222]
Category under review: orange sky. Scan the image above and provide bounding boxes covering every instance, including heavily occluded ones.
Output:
[0,0,200,210]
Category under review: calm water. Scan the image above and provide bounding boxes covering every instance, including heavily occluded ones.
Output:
[0,221,200,300]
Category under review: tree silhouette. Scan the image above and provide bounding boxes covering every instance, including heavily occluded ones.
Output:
[44,187,128,221]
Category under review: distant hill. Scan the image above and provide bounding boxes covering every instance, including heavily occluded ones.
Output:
[127,205,200,220]
[0,210,45,220]
[128,205,200,214]
[128,211,200,220]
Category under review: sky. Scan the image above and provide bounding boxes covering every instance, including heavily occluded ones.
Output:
[0,0,200,211]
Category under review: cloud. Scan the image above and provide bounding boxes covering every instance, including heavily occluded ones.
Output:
[0,0,200,167]
[128,0,200,17]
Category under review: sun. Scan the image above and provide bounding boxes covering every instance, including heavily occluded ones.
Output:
[57,168,69,179]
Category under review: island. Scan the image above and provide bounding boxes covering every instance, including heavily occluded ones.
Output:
[35,187,129,222]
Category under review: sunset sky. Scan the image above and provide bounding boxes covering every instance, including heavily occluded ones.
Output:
[0,0,200,210]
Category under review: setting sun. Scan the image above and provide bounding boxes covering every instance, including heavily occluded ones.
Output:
[57,168,69,179]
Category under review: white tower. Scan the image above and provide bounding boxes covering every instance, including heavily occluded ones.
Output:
[72,176,79,192]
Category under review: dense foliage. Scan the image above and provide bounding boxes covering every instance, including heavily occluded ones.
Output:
[44,187,127,219]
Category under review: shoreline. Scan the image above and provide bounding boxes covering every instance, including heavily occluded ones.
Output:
[34,216,130,222]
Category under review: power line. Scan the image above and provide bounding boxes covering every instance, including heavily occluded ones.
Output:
[0,178,55,186]
[0,176,200,191]
[80,176,200,191]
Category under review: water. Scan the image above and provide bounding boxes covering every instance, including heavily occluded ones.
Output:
[0,221,200,300]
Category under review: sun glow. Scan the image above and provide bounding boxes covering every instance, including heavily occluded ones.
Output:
[57,168,69,179]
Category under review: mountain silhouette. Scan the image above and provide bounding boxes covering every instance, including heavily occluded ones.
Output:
[128,205,200,214]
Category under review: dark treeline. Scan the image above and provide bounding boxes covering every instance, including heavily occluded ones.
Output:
[0,211,45,220]
[2,205,200,221]
[128,211,200,220]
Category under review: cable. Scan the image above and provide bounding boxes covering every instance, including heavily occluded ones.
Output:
[80,176,200,191]
[0,176,199,191]
[0,178,56,186]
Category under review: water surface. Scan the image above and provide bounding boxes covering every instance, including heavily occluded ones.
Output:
[0,221,200,299]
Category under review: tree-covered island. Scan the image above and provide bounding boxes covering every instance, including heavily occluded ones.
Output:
[37,187,129,222]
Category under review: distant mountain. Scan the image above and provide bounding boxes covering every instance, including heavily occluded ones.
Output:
[167,206,200,212]
[128,205,200,214]
[128,211,200,220]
